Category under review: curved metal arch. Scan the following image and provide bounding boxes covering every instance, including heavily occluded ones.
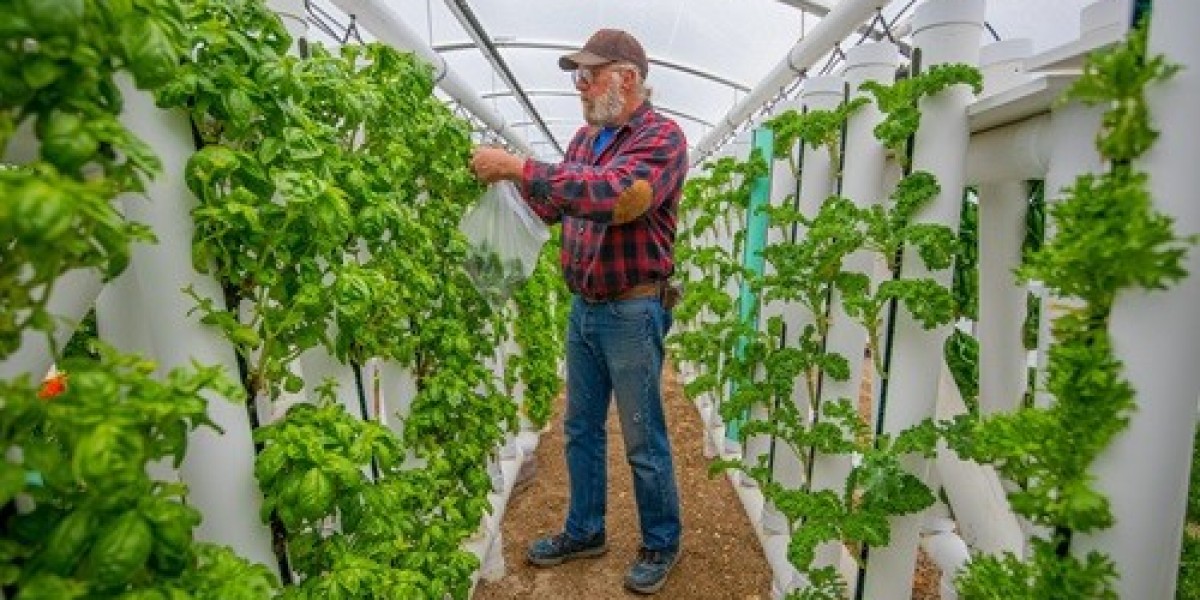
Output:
[434,40,750,93]
[480,89,716,128]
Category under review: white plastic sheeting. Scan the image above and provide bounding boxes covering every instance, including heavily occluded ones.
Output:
[305,0,1092,162]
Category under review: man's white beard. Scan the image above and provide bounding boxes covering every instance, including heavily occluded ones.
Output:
[583,77,624,126]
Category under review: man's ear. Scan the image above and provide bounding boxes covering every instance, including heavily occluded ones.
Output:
[613,179,653,224]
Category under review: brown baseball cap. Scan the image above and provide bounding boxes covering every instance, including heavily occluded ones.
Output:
[559,29,648,79]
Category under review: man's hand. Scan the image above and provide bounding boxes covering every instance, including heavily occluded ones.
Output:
[470,146,525,183]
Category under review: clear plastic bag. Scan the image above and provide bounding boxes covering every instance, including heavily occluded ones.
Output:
[459,181,550,307]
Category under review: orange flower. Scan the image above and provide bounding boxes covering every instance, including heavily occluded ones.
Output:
[38,373,67,400]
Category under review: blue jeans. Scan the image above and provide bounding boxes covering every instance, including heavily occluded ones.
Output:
[563,295,681,552]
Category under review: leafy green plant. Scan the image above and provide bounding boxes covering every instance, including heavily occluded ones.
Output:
[157,2,541,596]
[765,98,868,177]
[0,0,189,359]
[948,22,1189,598]
[253,392,485,600]
[672,76,973,594]
[508,238,569,429]
[860,63,983,165]
[0,345,277,598]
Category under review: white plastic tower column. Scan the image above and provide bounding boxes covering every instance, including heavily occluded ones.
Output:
[114,77,278,573]
[1031,102,1104,407]
[761,98,805,535]
[976,180,1028,415]
[94,263,156,360]
[862,1,984,598]
[789,78,843,443]
[1073,4,1200,597]
[795,74,861,575]
[0,270,102,380]
[299,340,368,420]
[376,360,419,437]
[0,123,104,380]
[838,41,899,429]
[795,77,844,220]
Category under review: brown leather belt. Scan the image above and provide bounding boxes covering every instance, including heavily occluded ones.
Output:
[580,281,662,304]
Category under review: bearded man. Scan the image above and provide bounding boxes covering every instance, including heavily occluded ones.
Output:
[470,28,686,596]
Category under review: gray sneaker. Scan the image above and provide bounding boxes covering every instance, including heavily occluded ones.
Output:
[526,532,607,566]
[624,546,681,594]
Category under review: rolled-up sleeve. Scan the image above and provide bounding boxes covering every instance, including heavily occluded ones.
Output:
[520,122,686,225]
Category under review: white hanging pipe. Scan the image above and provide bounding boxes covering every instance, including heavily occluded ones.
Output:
[114,76,279,573]
[790,43,900,595]
[267,0,370,425]
[691,0,890,164]
[94,266,157,361]
[328,0,535,156]
[1072,3,1200,597]
[862,1,985,598]
[377,360,418,437]
[95,268,182,483]
[796,78,843,220]
[920,512,970,600]
[299,344,367,419]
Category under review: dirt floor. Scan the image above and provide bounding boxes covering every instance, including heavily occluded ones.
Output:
[474,361,940,599]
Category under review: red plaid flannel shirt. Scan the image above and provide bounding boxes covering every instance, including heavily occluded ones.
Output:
[518,102,688,299]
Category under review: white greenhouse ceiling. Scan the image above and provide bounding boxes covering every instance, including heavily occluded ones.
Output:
[305,0,1094,163]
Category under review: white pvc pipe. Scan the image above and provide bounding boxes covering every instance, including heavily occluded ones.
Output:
[976,181,1028,415]
[95,265,181,484]
[94,266,157,361]
[934,365,1025,556]
[921,515,970,600]
[839,42,899,440]
[964,113,1051,185]
[762,101,806,531]
[1032,101,1104,408]
[299,344,366,420]
[796,78,843,219]
[0,269,102,381]
[691,0,889,162]
[978,39,1033,99]
[863,1,984,597]
[328,0,534,156]
[1072,4,1200,597]
[377,360,418,437]
[796,74,859,574]
[115,77,278,573]
[0,121,105,380]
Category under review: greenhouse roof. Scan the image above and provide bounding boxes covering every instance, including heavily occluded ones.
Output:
[306,0,1094,163]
